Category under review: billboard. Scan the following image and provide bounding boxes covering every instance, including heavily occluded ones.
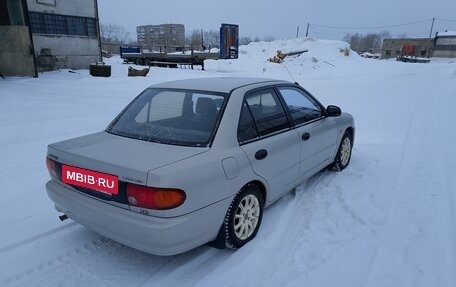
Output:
[220,24,239,59]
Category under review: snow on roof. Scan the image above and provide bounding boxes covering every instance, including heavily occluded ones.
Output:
[437,30,456,37]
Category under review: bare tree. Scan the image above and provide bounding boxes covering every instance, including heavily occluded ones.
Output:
[100,23,130,43]
[186,29,203,50]
[343,33,362,51]
[263,36,276,42]
[239,36,252,46]
[343,30,391,52]
[203,30,220,48]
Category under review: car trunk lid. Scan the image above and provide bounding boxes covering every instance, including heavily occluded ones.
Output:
[47,132,208,202]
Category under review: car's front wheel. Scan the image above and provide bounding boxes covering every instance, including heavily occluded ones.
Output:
[224,184,264,249]
[330,131,353,171]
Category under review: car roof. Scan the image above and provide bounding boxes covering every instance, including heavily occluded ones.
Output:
[149,77,290,93]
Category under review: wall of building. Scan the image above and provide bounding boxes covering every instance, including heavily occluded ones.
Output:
[0,25,36,76]
[33,35,99,70]
[436,37,456,45]
[382,35,456,59]
[26,0,95,17]
[26,0,100,71]
[433,36,456,58]
[382,38,434,59]
[433,50,456,57]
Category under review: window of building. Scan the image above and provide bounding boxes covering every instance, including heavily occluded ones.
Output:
[434,45,456,51]
[28,12,98,37]
[385,50,391,56]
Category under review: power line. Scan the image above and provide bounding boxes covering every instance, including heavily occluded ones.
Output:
[310,19,433,30]
[436,18,456,23]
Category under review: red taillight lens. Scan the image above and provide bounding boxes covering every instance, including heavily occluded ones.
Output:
[126,184,186,210]
[46,157,57,178]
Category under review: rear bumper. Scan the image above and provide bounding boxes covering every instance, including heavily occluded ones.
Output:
[46,180,231,256]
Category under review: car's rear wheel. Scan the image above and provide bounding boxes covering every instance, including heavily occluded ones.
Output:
[224,184,264,249]
[330,131,352,171]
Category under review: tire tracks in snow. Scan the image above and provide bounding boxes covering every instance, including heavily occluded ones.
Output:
[0,222,79,254]
[245,165,370,286]
[3,236,115,287]
[363,79,456,286]
[1,222,220,287]
[361,100,419,287]
[432,82,456,285]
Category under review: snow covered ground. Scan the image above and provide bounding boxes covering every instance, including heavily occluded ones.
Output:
[1,38,455,287]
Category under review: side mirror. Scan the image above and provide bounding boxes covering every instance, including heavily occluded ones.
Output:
[326,105,341,117]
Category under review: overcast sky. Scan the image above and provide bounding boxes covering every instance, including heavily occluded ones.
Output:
[98,0,456,41]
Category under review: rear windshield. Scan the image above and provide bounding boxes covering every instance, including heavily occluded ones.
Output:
[106,88,226,147]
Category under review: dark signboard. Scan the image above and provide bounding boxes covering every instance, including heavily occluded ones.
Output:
[220,24,239,59]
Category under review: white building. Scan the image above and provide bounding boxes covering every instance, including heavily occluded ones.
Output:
[136,24,185,52]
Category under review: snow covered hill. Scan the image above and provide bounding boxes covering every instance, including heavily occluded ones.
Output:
[1,38,455,287]
[206,37,363,79]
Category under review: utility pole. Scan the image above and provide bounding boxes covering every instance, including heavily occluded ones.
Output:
[296,26,299,38]
[429,17,435,38]
[201,29,204,50]
[305,22,310,37]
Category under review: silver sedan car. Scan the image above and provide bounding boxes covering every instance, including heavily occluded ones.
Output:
[45,77,355,255]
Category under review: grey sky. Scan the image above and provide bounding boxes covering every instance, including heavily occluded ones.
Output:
[97,0,456,41]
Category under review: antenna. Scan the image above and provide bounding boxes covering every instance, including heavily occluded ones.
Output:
[281,62,296,82]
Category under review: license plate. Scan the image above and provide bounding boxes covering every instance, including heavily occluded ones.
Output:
[62,165,118,195]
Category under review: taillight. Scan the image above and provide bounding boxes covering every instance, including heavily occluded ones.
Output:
[126,183,186,210]
[46,157,57,178]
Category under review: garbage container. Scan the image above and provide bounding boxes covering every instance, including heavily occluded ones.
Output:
[89,62,111,77]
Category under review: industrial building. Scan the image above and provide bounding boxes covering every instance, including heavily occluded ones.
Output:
[0,0,102,77]
[433,30,456,58]
[382,30,456,59]
[136,24,185,53]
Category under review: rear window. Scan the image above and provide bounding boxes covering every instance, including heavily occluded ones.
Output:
[107,88,226,147]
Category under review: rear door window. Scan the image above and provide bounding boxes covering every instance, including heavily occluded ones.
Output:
[238,88,289,142]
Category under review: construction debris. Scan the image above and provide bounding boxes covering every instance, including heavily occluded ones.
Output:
[339,48,350,56]
[128,66,150,77]
[268,49,308,63]
[322,60,335,67]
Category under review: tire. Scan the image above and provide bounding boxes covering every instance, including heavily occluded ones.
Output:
[330,131,353,171]
[224,184,264,249]
[135,58,143,66]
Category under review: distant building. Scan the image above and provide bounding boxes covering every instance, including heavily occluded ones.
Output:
[381,38,433,59]
[433,30,456,58]
[137,24,185,52]
[381,30,456,59]
[0,0,101,77]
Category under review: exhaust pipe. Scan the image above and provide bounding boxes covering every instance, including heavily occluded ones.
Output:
[59,214,68,221]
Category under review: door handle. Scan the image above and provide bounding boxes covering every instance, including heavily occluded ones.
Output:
[302,132,310,141]
[255,149,268,160]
